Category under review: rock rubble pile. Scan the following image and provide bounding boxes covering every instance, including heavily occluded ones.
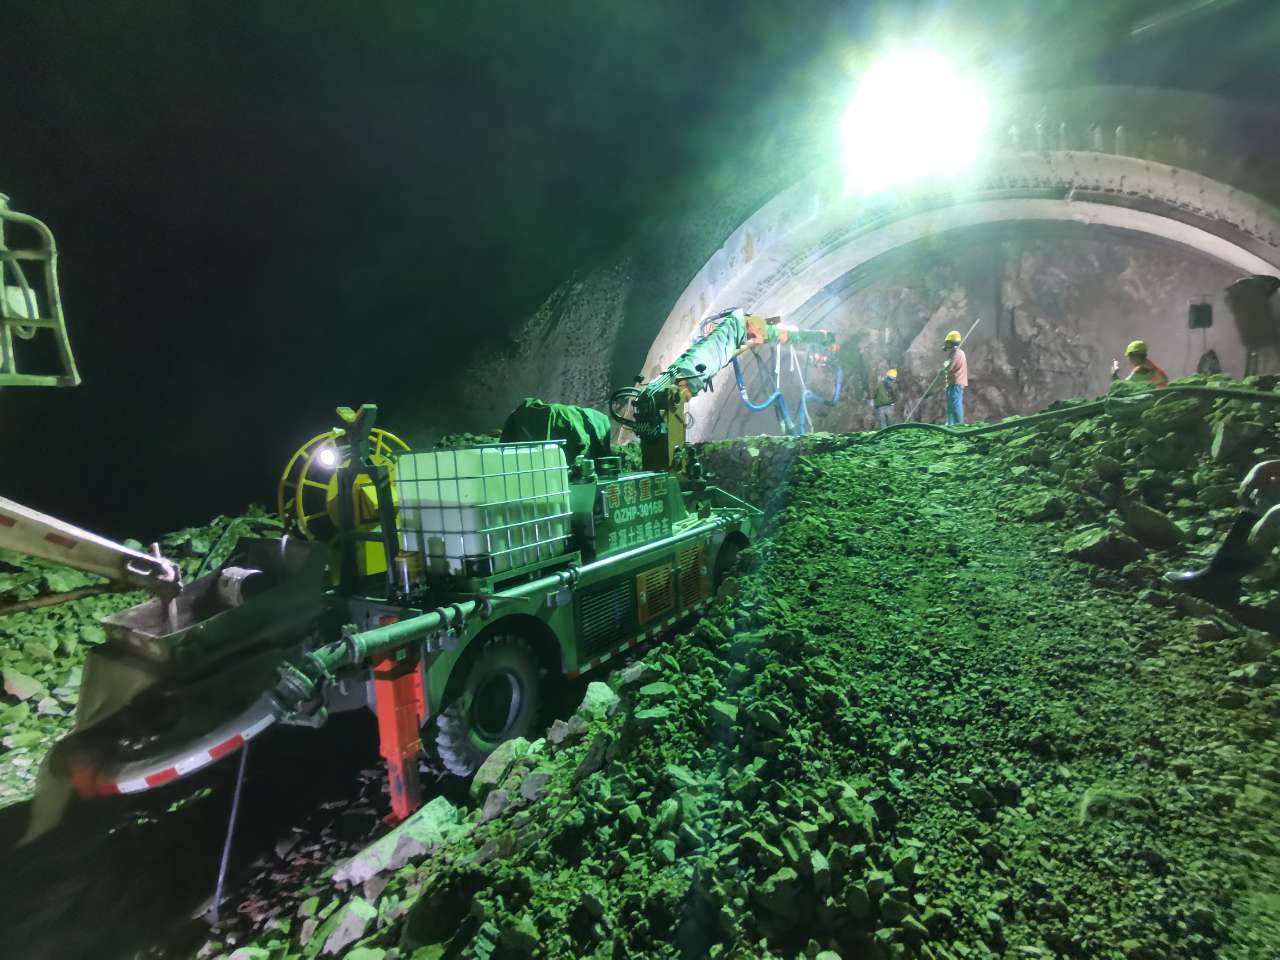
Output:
[202,377,1280,960]
[6,378,1280,960]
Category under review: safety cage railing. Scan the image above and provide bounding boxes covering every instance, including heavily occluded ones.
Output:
[0,195,79,388]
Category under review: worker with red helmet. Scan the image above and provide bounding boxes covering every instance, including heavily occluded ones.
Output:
[1111,340,1169,388]
[1164,459,1280,598]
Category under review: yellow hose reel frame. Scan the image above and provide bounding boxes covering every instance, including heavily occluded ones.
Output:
[276,427,410,579]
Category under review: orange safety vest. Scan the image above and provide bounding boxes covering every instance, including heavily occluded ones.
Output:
[1128,358,1169,388]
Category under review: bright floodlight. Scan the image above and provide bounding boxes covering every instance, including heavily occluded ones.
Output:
[317,446,338,469]
[839,51,988,196]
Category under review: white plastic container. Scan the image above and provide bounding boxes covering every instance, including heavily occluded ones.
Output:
[395,443,571,576]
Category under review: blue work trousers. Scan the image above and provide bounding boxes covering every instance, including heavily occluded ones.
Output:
[945,384,965,426]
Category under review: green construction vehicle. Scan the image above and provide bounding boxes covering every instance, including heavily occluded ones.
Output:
[26,308,829,831]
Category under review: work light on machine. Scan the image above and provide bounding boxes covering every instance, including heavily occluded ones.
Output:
[839,50,988,196]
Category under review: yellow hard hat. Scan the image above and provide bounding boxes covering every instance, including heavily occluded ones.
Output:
[944,330,962,344]
[885,368,898,379]
[1125,339,1148,357]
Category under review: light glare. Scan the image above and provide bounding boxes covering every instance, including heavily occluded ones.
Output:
[317,447,338,469]
[839,51,988,196]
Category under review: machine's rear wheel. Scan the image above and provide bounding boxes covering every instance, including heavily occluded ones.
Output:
[434,634,546,777]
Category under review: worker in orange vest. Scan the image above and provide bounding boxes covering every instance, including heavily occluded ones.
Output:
[1111,340,1169,388]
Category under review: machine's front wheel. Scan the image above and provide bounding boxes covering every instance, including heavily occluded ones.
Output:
[713,536,747,591]
[434,634,546,777]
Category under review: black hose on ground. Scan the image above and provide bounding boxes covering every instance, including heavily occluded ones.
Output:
[869,384,1280,441]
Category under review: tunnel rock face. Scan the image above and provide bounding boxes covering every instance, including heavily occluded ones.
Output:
[726,223,1247,435]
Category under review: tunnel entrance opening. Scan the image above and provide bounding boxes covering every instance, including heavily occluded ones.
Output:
[644,152,1280,442]
[697,220,1265,438]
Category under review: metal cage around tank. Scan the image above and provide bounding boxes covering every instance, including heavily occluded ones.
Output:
[393,441,574,579]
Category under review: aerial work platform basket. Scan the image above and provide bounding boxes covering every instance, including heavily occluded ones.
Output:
[0,194,79,388]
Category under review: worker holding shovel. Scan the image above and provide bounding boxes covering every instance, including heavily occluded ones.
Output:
[942,330,968,426]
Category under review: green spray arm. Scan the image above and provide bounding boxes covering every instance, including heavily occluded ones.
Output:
[644,309,834,401]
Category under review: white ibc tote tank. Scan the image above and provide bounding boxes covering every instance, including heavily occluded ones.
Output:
[395,443,571,576]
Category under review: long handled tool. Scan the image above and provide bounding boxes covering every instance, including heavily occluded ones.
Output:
[210,742,251,924]
[905,316,981,421]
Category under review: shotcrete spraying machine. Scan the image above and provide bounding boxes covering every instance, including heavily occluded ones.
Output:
[13,401,759,835]
[1,199,838,835]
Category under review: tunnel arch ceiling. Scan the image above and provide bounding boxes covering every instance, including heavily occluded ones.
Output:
[650,148,1280,441]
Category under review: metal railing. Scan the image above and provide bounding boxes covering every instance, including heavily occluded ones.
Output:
[0,194,79,388]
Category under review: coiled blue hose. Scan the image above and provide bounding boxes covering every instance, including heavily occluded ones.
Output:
[731,355,845,436]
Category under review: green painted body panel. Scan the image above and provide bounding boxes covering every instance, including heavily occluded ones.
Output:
[347,465,756,715]
[583,471,683,559]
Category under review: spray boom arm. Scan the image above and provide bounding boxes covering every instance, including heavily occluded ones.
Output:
[644,309,833,401]
[611,308,833,471]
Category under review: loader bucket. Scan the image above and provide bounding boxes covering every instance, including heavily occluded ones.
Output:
[25,536,329,841]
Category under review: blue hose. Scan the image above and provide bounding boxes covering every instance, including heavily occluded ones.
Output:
[798,365,844,435]
[732,357,795,433]
[732,356,845,437]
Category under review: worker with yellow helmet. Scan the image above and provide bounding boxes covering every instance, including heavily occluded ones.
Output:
[942,330,968,425]
[1111,339,1169,388]
[872,367,898,429]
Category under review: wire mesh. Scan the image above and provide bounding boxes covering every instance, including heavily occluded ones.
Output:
[395,441,572,578]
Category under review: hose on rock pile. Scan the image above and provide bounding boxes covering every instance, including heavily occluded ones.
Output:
[871,384,1280,441]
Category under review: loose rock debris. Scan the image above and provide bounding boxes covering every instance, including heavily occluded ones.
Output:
[0,508,286,806]
[4,377,1280,960]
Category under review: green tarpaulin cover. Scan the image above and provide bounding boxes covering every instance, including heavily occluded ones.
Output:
[500,398,613,463]
[661,308,750,397]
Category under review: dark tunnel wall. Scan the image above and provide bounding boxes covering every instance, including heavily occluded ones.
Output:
[0,1,856,537]
[413,118,822,442]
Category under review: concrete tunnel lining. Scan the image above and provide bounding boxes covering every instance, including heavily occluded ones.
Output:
[639,151,1280,441]
[742,200,1280,319]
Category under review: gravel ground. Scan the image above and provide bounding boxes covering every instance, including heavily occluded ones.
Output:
[5,383,1279,960]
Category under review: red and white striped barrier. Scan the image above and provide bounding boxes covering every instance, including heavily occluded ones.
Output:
[73,695,279,797]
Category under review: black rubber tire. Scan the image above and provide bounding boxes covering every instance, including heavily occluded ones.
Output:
[713,538,745,591]
[434,634,545,777]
